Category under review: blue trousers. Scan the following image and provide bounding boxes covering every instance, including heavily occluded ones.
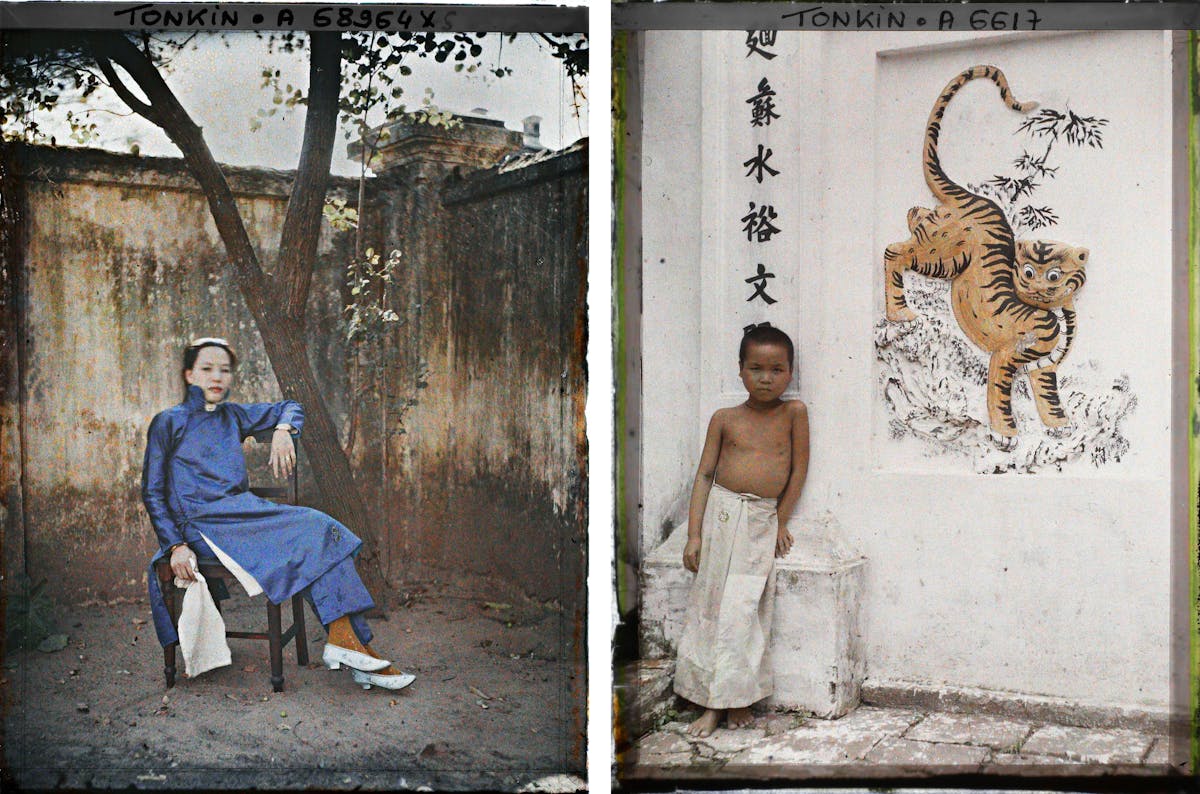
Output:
[149,544,375,647]
[303,555,375,644]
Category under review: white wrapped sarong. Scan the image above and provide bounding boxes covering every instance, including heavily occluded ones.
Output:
[674,483,777,709]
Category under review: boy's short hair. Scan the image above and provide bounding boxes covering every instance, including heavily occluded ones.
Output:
[739,323,794,369]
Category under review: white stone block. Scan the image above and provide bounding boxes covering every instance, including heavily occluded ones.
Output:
[640,513,867,718]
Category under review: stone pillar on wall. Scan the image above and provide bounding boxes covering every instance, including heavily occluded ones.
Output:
[350,113,523,179]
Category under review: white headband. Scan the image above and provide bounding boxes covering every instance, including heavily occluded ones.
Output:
[189,337,231,348]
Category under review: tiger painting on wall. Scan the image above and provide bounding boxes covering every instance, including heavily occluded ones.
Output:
[883,65,1090,451]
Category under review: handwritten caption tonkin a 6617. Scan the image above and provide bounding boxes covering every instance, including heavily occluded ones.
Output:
[780,5,1043,31]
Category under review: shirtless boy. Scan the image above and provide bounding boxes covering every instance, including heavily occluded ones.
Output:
[674,323,809,738]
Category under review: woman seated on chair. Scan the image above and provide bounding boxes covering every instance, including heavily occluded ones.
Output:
[142,336,412,691]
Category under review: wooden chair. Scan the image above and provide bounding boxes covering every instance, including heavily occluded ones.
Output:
[155,432,308,692]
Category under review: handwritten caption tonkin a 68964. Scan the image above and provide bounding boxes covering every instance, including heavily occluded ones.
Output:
[112,4,459,31]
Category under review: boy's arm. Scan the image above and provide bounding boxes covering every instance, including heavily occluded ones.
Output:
[683,411,724,572]
[775,402,810,542]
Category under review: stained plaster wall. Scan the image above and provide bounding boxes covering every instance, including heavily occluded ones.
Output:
[361,145,587,605]
[637,30,1176,710]
[3,140,586,610]
[3,146,354,604]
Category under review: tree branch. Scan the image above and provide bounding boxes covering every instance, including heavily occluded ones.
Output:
[86,32,272,298]
[92,54,156,122]
[277,31,342,322]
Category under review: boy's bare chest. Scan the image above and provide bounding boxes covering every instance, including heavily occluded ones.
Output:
[722,411,791,455]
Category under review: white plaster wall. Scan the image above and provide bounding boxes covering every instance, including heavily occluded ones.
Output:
[640,32,705,545]
[638,29,1174,710]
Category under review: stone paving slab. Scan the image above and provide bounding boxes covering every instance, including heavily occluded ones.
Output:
[630,731,697,769]
[634,750,693,768]
[1022,724,1153,764]
[692,727,766,755]
[723,707,919,766]
[864,736,989,767]
[757,712,806,735]
[904,711,1031,750]
[826,705,922,736]
[727,726,883,766]
[636,731,691,757]
[628,703,1168,777]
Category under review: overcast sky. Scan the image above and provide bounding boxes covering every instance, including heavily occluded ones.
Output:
[41,31,587,176]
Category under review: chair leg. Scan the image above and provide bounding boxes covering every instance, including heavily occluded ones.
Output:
[267,601,284,692]
[162,567,178,688]
[292,596,309,666]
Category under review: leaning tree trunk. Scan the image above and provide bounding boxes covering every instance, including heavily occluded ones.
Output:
[89,32,389,600]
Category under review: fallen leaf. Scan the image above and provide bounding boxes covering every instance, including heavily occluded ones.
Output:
[476,699,489,710]
[37,634,69,653]
[279,724,291,731]
[161,695,169,705]
[136,774,166,782]
[242,665,258,673]
[468,685,493,700]
[76,703,89,713]
[132,617,147,625]
[280,711,287,718]
[389,699,397,707]
[483,602,512,611]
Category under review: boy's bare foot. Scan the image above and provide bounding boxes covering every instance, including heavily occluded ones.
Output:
[727,706,754,728]
[686,708,723,737]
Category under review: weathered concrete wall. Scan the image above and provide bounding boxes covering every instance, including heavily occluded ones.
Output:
[2,137,586,613]
[2,145,355,603]
[362,144,588,604]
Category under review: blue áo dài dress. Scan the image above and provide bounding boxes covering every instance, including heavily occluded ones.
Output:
[144,384,375,648]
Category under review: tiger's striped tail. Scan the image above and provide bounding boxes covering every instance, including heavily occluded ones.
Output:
[923,65,1038,203]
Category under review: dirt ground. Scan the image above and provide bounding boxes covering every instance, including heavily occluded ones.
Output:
[2,569,585,791]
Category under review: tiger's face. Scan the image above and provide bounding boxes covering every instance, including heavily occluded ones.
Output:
[1014,239,1088,310]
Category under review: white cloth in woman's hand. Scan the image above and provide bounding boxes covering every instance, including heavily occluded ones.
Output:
[174,561,231,678]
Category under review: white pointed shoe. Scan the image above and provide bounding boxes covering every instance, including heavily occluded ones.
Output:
[323,643,391,672]
[351,667,416,691]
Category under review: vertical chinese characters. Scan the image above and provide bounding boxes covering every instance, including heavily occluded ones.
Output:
[740,34,783,307]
